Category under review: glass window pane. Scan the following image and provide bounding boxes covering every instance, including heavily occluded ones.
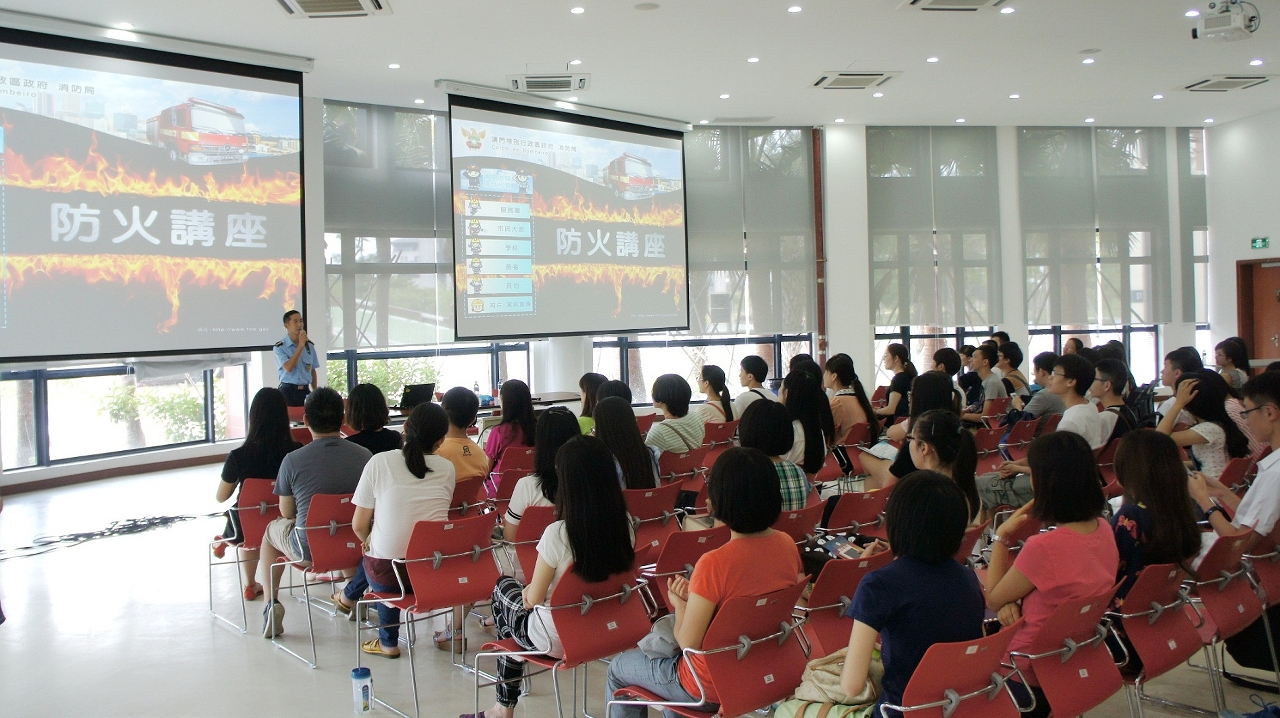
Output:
[1025,266,1051,326]
[872,269,900,326]
[325,232,342,265]
[327,274,345,348]
[627,346,698,404]
[431,352,494,397]
[214,365,248,442]
[0,379,37,469]
[1193,261,1209,324]
[388,274,446,346]
[592,346,622,380]
[1192,229,1209,257]
[1096,129,1150,175]
[134,374,207,446]
[1128,330,1159,386]
[357,357,441,404]
[355,236,379,263]
[394,111,438,170]
[498,350,529,387]
[1190,128,1208,176]
[1129,264,1153,324]
[51,373,206,461]
[1027,332,1056,366]
[323,102,372,168]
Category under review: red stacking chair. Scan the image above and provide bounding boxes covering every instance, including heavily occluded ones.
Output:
[701,420,738,448]
[811,452,845,486]
[977,514,1042,586]
[1243,526,1280,692]
[954,520,991,567]
[1040,413,1063,434]
[340,424,357,437]
[208,478,280,633]
[641,525,731,612]
[635,412,658,437]
[840,421,874,449]
[507,505,556,581]
[1220,457,1256,494]
[881,620,1025,718]
[448,475,487,519]
[624,482,684,566]
[474,570,651,718]
[488,446,537,515]
[357,514,503,718]
[1106,563,1206,717]
[1009,585,1124,718]
[973,428,1004,475]
[287,405,305,423]
[1186,530,1262,713]
[610,581,809,718]
[981,396,1011,428]
[824,487,891,540]
[871,386,888,408]
[1000,418,1038,462]
[269,493,362,669]
[771,499,825,544]
[798,551,893,658]
[658,446,710,494]
[290,426,312,445]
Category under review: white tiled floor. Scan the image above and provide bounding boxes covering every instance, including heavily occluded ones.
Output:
[0,466,1273,717]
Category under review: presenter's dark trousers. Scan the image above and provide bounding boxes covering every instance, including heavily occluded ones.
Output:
[279,384,311,407]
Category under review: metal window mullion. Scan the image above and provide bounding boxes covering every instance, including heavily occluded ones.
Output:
[33,368,49,466]
[203,368,216,443]
[345,349,358,392]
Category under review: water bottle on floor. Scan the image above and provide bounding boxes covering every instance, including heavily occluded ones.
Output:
[351,667,373,714]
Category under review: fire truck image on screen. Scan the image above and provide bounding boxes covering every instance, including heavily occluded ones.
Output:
[146,97,249,165]
[606,153,655,200]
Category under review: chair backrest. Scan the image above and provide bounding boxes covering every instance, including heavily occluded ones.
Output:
[702,420,738,447]
[1025,585,1124,718]
[955,520,991,563]
[1219,457,1254,492]
[804,551,893,658]
[697,580,809,718]
[513,505,557,579]
[985,396,1011,416]
[548,568,652,668]
[299,494,361,574]
[403,514,503,612]
[235,478,281,549]
[973,428,1004,474]
[871,386,888,406]
[494,445,536,477]
[449,475,487,518]
[635,413,658,437]
[826,488,891,535]
[895,621,1023,718]
[1196,530,1263,640]
[1041,413,1063,434]
[1246,525,1280,608]
[290,426,313,446]
[625,482,684,565]
[840,422,874,448]
[287,405,305,423]
[651,525,731,577]
[771,501,826,543]
[1119,563,1201,683]
[657,447,710,492]
[340,424,357,438]
[811,453,845,484]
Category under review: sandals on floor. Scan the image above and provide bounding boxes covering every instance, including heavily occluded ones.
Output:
[360,638,400,658]
[243,583,264,601]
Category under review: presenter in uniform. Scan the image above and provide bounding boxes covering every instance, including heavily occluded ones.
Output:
[274,310,317,407]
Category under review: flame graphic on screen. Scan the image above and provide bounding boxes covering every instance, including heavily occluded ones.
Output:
[453,192,683,228]
[531,263,684,316]
[1,254,301,331]
[1,137,300,205]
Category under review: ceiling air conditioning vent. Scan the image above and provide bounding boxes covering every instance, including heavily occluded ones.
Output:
[710,117,776,124]
[1183,74,1271,92]
[898,0,1009,10]
[507,74,591,93]
[277,0,391,18]
[813,71,899,90]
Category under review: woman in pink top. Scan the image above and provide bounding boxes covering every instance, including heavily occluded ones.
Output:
[484,379,536,464]
[985,431,1118,718]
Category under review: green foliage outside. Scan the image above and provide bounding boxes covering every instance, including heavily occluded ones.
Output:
[101,375,227,445]
[326,357,439,402]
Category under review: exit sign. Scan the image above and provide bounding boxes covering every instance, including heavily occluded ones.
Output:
[1254,237,1270,250]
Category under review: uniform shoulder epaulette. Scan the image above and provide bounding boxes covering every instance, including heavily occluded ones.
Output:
[274,341,284,347]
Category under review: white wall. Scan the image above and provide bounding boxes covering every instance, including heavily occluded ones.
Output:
[1206,107,1280,358]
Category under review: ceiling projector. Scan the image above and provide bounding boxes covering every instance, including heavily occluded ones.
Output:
[1193,0,1261,41]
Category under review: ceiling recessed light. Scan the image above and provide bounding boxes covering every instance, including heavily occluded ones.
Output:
[1085,117,1096,123]
[571,6,586,14]
[388,63,400,69]
[115,22,134,30]
[788,5,802,12]
[1205,118,1215,123]
[1082,58,1095,64]
[956,118,966,123]
[1185,9,1201,17]
[567,96,578,101]
[1000,6,1015,13]
[1251,59,1264,66]
[414,98,424,104]
[834,118,845,123]
[872,92,884,98]
[926,56,940,63]
[1009,94,1020,99]
[747,57,760,63]
[699,120,709,124]
[1153,93,1165,100]
[569,59,583,65]
[719,93,730,99]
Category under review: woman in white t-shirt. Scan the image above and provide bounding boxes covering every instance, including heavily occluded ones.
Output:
[464,435,635,718]
[1157,371,1252,481]
[352,402,455,658]
[696,364,736,424]
[502,407,581,541]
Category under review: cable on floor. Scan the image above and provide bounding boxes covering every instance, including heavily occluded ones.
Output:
[0,512,224,561]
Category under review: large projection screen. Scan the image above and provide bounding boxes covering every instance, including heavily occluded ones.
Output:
[0,29,303,362]
[449,95,688,340]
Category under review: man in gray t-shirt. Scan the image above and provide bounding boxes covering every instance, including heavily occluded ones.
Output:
[1012,352,1065,419]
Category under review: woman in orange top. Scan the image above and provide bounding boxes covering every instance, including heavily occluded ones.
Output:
[823,353,874,445]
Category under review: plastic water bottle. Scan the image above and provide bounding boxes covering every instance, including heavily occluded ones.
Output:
[473,380,481,395]
[351,667,373,714]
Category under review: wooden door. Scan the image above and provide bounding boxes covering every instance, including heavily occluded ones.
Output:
[1253,263,1280,359]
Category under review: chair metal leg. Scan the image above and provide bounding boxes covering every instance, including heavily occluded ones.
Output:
[270,563,319,669]
[1132,656,1221,716]
[207,539,248,633]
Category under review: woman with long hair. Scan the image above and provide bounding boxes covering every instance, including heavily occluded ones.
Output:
[593,396,658,490]
[780,370,836,476]
[696,364,735,423]
[862,371,963,489]
[502,407,582,541]
[485,379,536,464]
[468,436,634,718]
[214,387,301,599]
[1157,370,1252,480]
[823,353,874,445]
[738,400,810,510]
[874,343,918,422]
[577,372,608,435]
[352,401,455,658]
[344,383,403,454]
[907,410,979,523]
[1216,338,1251,390]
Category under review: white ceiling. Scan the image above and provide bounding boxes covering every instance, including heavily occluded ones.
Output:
[2,0,1278,127]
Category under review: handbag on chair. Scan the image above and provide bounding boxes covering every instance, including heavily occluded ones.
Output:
[774,647,882,718]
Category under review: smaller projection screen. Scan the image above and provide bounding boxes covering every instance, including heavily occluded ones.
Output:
[0,29,303,362]
[449,95,688,340]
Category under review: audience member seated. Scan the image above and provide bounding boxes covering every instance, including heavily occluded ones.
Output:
[577,372,608,435]
[484,380,537,464]
[644,374,705,459]
[862,371,963,489]
[1217,337,1251,390]
[1093,359,1139,446]
[874,343,918,423]
[1157,370,1251,481]
[343,383,403,455]
[985,432,1118,717]
[997,342,1031,399]
[605,447,803,717]
[1011,352,1065,420]
[593,396,659,490]
[932,347,963,383]
[732,355,777,417]
[214,387,302,600]
[260,387,372,639]
[823,353,874,446]
[597,379,634,405]
[695,364,735,423]
[958,345,982,408]
[352,402,455,658]
[780,370,835,476]
[1157,346,1204,424]
[437,386,490,481]
[738,400,810,511]
[839,471,986,715]
[1063,337,1084,355]
[467,436,635,718]
[960,344,1006,425]
[904,410,979,523]
[789,353,823,380]
[502,407,581,542]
